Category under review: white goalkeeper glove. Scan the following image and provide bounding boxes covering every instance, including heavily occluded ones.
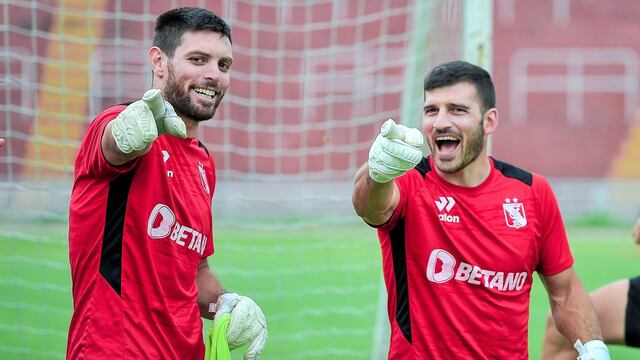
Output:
[368,119,424,183]
[111,89,187,154]
[209,293,268,360]
[574,339,610,360]
[227,295,268,360]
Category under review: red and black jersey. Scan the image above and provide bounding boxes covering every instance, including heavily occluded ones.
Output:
[377,156,573,360]
[67,105,215,359]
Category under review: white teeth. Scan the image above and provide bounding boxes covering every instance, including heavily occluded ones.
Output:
[436,136,459,141]
[194,87,216,98]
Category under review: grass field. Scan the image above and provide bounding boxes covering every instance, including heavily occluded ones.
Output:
[0,221,638,359]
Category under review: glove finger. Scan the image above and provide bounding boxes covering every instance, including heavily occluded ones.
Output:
[243,328,267,360]
[162,116,188,138]
[111,115,133,153]
[142,89,166,120]
[124,101,156,151]
[379,137,422,164]
[135,103,159,145]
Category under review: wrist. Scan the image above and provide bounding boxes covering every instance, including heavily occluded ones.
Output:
[574,339,610,360]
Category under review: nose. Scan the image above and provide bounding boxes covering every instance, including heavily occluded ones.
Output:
[204,63,223,83]
[431,108,452,131]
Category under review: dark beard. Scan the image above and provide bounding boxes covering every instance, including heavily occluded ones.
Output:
[433,117,485,174]
[163,68,223,122]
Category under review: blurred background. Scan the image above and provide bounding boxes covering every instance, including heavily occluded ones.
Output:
[0,0,638,359]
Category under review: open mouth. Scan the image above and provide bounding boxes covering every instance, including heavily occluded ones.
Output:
[435,135,461,158]
[193,87,219,102]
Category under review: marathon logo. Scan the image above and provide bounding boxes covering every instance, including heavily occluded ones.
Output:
[147,204,208,255]
[426,249,527,292]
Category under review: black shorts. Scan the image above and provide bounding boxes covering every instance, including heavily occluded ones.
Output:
[626,276,640,347]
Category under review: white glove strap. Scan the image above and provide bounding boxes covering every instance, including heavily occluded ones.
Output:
[210,292,239,321]
[574,339,610,360]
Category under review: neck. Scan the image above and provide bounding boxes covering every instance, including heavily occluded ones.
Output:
[183,117,199,138]
[436,152,492,187]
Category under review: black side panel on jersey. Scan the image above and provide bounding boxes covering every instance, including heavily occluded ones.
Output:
[415,157,431,177]
[100,170,136,296]
[390,219,412,343]
[493,158,533,186]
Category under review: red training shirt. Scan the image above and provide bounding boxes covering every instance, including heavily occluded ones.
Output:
[377,156,573,360]
[67,105,215,359]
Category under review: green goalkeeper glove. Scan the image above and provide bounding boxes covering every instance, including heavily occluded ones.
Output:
[111,89,187,154]
[368,119,424,183]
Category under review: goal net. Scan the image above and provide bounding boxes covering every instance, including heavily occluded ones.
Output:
[0,1,472,359]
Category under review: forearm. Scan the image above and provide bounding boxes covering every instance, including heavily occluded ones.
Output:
[196,259,226,320]
[544,270,602,344]
[352,163,398,225]
[101,121,147,166]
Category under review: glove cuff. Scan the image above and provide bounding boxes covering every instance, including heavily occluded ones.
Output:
[574,339,610,360]
[368,167,392,183]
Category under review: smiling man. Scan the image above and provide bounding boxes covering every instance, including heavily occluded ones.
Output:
[352,60,609,359]
[67,8,266,359]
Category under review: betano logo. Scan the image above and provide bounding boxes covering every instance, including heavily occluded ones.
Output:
[435,196,459,223]
[426,249,528,292]
[147,204,208,255]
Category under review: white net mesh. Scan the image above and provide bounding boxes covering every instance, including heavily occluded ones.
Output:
[0,1,467,359]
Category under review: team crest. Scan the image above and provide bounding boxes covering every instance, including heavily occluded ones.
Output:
[503,198,527,229]
[198,162,210,194]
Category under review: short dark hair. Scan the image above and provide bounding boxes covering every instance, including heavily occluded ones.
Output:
[153,7,232,58]
[423,60,495,113]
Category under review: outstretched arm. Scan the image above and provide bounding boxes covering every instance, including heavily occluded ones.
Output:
[352,163,400,225]
[633,217,640,245]
[352,119,423,225]
[102,89,187,165]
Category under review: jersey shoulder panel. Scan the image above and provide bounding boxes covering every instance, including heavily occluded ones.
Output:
[493,158,533,186]
[414,157,431,177]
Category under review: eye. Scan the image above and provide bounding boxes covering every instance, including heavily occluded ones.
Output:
[219,61,231,72]
[424,107,437,116]
[452,106,466,114]
[190,56,206,65]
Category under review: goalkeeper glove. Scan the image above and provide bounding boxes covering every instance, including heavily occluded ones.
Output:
[111,89,187,154]
[368,119,424,183]
[227,295,268,360]
[574,339,610,360]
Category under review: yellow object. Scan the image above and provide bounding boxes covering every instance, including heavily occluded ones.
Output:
[205,313,232,360]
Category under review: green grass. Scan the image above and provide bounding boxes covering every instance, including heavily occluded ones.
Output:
[0,222,638,359]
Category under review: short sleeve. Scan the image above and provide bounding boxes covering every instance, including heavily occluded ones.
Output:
[534,174,574,275]
[376,169,422,233]
[74,105,139,179]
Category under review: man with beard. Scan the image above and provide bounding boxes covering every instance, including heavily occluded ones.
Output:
[352,60,610,359]
[67,8,266,359]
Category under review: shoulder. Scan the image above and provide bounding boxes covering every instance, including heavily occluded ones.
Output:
[492,158,555,199]
[88,104,128,129]
[492,158,533,186]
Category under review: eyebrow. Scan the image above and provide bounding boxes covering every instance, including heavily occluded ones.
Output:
[448,103,470,110]
[423,103,471,111]
[185,50,234,64]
